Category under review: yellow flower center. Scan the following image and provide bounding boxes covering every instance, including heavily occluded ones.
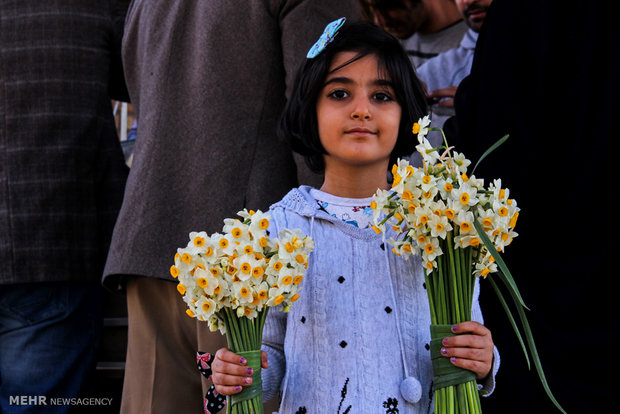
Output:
[460,192,470,205]
[423,175,432,184]
[417,235,426,245]
[205,247,213,256]
[282,275,293,285]
[481,268,490,277]
[461,173,469,182]
[295,254,305,264]
[371,225,381,235]
[402,244,412,253]
[186,309,195,318]
[202,302,212,312]
[291,294,300,303]
[285,242,294,253]
[445,209,455,219]
[182,253,192,264]
[274,295,285,305]
[244,307,253,315]
[210,268,220,277]
[419,214,429,224]
[433,209,442,216]
[176,284,186,295]
[406,166,415,177]
[509,212,519,228]
[468,238,480,246]
[197,277,208,288]
[219,239,229,249]
[193,236,205,247]
[392,174,402,187]
[424,243,434,254]
[482,217,493,227]
[243,245,253,255]
[501,232,510,241]
[402,190,413,201]
[214,285,222,295]
[460,222,471,233]
[273,261,284,271]
[293,275,303,285]
[444,182,453,192]
[407,203,417,214]
[232,228,242,238]
[240,263,251,274]
[259,218,270,230]
[412,122,421,134]
[240,287,249,298]
[435,223,444,233]
[423,190,432,199]
[499,189,506,199]
[259,237,268,248]
[370,200,378,209]
[170,266,179,278]
[252,267,264,278]
[426,261,434,270]
[394,213,404,222]
[258,290,267,300]
[498,206,509,217]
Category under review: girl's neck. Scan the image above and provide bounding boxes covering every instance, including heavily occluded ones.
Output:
[320,162,389,198]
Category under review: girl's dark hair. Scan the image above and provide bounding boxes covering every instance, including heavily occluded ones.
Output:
[278,21,428,173]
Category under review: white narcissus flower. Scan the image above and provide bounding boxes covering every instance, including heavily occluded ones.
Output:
[248,210,271,239]
[429,214,452,239]
[452,152,471,174]
[454,210,475,235]
[415,137,441,166]
[451,181,479,208]
[412,115,431,141]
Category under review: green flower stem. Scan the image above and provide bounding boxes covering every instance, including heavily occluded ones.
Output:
[446,236,461,323]
[424,271,438,324]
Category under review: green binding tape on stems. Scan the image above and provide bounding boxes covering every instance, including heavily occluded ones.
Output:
[430,324,476,390]
[228,350,263,406]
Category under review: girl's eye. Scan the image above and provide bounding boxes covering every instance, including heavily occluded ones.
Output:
[374,92,394,102]
[328,89,349,100]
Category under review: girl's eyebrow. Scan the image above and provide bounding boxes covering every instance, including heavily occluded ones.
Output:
[323,76,394,88]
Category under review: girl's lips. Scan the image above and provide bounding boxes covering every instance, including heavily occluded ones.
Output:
[345,128,376,135]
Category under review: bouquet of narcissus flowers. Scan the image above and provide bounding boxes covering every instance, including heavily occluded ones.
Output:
[172,209,313,414]
[371,116,565,414]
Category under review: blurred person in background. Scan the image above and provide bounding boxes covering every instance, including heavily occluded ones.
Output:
[0,1,129,412]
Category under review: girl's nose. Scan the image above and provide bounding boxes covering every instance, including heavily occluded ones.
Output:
[351,99,371,120]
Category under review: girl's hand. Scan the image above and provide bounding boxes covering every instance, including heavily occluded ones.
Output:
[440,321,494,379]
[211,348,269,396]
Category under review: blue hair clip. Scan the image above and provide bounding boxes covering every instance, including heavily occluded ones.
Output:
[306,17,346,59]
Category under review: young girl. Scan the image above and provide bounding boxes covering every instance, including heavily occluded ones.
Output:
[210,20,498,413]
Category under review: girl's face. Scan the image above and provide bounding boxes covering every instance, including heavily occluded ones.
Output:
[316,51,401,173]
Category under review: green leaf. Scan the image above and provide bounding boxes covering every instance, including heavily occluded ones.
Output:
[487,276,530,369]
[474,220,528,309]
[471,134,509,175]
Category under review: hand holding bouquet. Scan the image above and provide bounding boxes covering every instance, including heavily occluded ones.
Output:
[171,209,313,414]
